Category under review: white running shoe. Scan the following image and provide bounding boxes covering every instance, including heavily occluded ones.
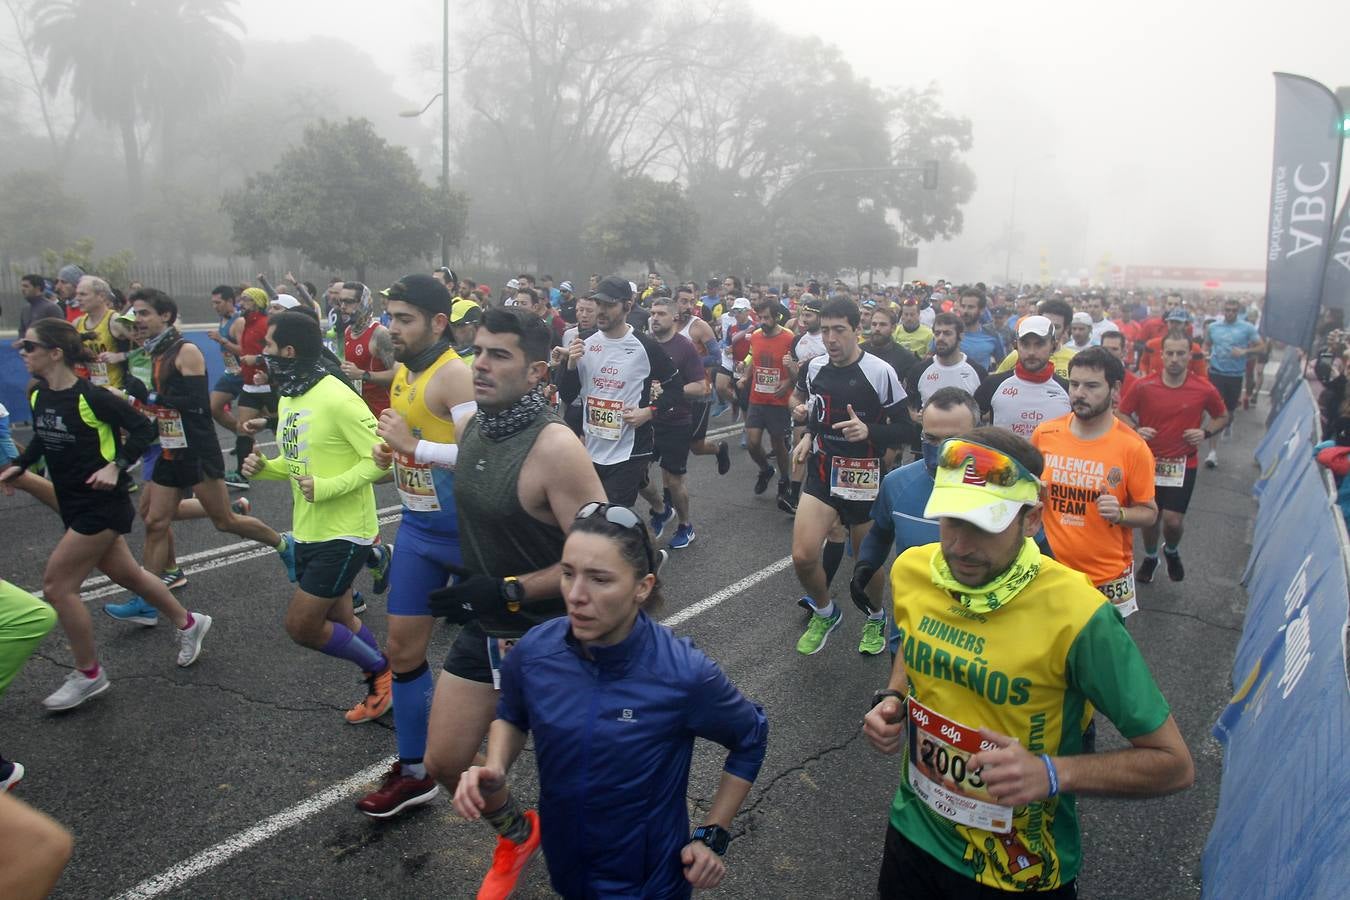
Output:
[43,669,111,711]
[1204,449,1218,469]
[177,613,213,667]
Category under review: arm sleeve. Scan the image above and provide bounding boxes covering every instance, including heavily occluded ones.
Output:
[309,395,386,502]
[153,374,210,416]
[253,454,289,481]
[684,648,769,782]
[86,385,156,465]
[1065,603,1171,739]
[558,364,582,405]
[858,488,896,569]
[973,376,996,418]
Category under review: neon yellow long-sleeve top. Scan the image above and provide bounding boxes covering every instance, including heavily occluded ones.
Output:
[254,375,384,543]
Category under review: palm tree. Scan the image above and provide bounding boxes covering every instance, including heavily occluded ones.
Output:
[30,0,243,204]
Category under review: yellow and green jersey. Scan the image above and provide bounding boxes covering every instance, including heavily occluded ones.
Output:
[254,375,384,543]
[888,543,1170,891]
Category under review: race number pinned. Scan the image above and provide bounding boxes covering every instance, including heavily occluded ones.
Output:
[1097,571,1138,617]
[907,697,1013,833]
[156,408,187,449]
[830,456,880,501]
[753,368,780,394]
[585,397,624,441]
[87,360,110,386]
[1154,457,1186,488]
[394,453,441,511]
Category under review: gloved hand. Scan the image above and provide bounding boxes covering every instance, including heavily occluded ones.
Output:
[427,564,515,624]
[849,562,878,616]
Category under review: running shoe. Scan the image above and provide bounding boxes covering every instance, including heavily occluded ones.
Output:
[1163,548,1185,582]
[710,399,730,419]
[477,808,542,900]
[796,596,815,615]
[278,532,298,583]
[1136,555,1159,585]
[352,591,367,615]
[355,762,441,819]
[177,613,212,667]
[716,440,731,475]
[669,524,695,549]
[224,470,250,490]
[345,666,393,724]
[160,568,188,590]
[368,542,393,595]
[753,465,775,495]
[231,496,251,516]
[1204,449,1218,469]
[649,505,676,539]
[858,618,886,656]
[796,606,842,656]
[42,669,110,712]
[0,760,23,792]
[104,595,159,626]
[776,485,796,514]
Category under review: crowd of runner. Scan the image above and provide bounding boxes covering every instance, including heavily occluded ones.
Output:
[1,266,1271,897]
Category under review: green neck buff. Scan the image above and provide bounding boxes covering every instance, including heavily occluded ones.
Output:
[930,537,1041,615]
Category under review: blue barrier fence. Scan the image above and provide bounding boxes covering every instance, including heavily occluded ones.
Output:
[0,329,226,425]
[1200,371,1350,899]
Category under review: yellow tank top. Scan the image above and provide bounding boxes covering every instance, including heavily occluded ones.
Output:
[388,347,462,525]
[74,309,125,389]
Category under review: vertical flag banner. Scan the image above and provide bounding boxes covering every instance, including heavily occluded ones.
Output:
[1264,73,1343,350]
[1320,184,1350,314]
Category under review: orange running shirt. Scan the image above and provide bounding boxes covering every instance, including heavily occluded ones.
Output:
[1030,413,1156,585]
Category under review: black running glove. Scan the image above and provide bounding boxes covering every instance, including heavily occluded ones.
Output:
[427,565,515,624]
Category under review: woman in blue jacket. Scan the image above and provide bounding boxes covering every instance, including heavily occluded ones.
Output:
[454,502,769,898]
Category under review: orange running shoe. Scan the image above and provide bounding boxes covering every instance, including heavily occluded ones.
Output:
[344,666,392,724]
[477,808,542,899]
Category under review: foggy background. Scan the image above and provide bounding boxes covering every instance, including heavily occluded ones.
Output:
[3,0,1349,297]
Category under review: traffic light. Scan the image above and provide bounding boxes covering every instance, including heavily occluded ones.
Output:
[922,160,939,190]
[1338,87,1350,136]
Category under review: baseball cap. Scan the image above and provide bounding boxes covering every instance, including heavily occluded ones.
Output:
[801,293,823,312]
[731,297,752,311]
[1164,307,1191,322]
[1071,311,1092,327]
[271,294,302,310]
[1017,315,1054,338]
[450,298,482,325]
[590,275,633,304]
[506,278,520,291]
[383,273,452,317]
[924,439,1043,533]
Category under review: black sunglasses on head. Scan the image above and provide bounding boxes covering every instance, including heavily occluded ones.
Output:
[575,502,656,575]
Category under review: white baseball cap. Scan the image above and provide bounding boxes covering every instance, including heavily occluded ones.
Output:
[1017,315,1054,338]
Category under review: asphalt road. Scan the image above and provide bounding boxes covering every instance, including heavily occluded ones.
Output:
[0,400,1264,899]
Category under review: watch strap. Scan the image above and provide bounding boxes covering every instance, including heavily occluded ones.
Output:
[691,824,730,856]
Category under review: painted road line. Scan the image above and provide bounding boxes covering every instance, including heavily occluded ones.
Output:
[110,553,797,899]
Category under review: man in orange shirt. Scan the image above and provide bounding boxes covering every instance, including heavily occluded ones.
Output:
[1031,347,1158,617]
[1139,309,1207,380]
[740,300,796,503]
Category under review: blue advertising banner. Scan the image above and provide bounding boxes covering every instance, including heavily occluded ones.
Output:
[1263,73,1344,352]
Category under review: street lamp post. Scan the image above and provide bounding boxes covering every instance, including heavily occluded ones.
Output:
[400,0,451,267]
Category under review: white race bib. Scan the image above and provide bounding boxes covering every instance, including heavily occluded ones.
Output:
[752,368,780,394]
[394,454,441,511]
[830,456,880,500]
[1096,570,1138,617]
[907,697,1013,833]
[1155,457,1186,488]
[156,409,187,449]
[87,360,110,386]
[585,396,624,441]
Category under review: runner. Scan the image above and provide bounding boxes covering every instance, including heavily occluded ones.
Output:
[1030,347,1158,617]
[782,294,829,512]
[240,311,393,726]
[231,287,276,488]
[1064,312,1095,353]
[974,315,1071,438]
[1119,333,1230,583]
[906,313,988,408]
[1140,308,1208,380]
[740,300,795,506]
[53,264,82,321]
[1,578,57,787]
[1098,330,1138,397]
[1086,291,1119,344]
[449,296,482,364]
[126,290,292,586]
[558,276,684,507]
[1201,297,1260,468]
[675,284,730,474]
[864,428,1194,897]
[337,282,395,417]
[205,285,250,487]
[864,305,921,385]
[994,298,1076,378]
[354,273,474,817]
[71,276,127,390]
[451,505,767,899]
[791,297,908,656]
[641,297,710,549]
[715,296,754,418]
[955,286,1005,371]
[418,307,605,895]
[0,319,213,711]
[554,295,597,436]
[1242,306,1269,407]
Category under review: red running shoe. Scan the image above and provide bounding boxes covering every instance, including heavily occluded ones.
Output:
[355,761,440,819]
[477,808,542,899]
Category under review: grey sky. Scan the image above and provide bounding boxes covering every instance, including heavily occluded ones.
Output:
[219,1,1350,282]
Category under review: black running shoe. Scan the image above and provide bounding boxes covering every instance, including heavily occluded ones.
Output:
[754,465,775,495]
[1136,555,1159,584]
[777,489,797,514]
[1163,548,1185,582]
[716,441,731,475]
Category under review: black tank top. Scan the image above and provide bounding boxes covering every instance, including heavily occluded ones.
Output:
[453,410,568,638]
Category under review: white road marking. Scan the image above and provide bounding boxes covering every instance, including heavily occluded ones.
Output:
[109,554,796,898]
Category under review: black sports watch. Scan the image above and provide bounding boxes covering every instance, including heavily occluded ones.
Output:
[690,824,731,857]
[501,576,525,613]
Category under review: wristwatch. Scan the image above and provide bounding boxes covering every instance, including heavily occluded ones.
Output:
[501,576,524,613]
[690,824,731,856]
[870,689,907,713]
[360,371,371,383]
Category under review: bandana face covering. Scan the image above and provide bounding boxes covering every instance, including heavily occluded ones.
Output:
[402,337,453,374]
[476,386,547,441]
[264,354,328,397]
[930,537,1041,615]
[144,325,180,356]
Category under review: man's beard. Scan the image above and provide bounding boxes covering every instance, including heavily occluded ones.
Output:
[1072,397,1111,420]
